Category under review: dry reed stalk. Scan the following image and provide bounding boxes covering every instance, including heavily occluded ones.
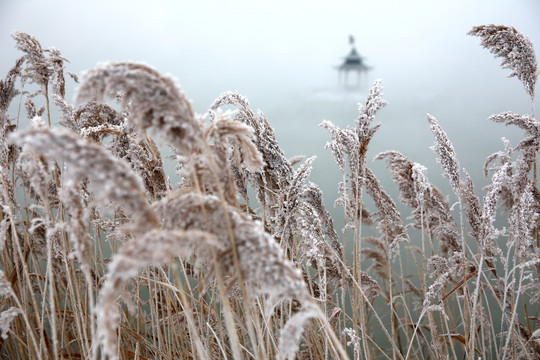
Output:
[154,191,346,359]
[154,192,310,308]
[9,124,160,233]
[96,229,220,360]
[1,24,539,360]
[0,270,39,355]
[321,80,387,357]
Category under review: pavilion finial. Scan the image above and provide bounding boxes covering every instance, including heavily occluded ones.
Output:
[349,34,355,46]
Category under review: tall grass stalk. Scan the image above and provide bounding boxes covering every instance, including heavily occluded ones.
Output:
[0,25,538,359]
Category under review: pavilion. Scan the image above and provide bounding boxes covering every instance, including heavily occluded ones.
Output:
[337,35,370,88]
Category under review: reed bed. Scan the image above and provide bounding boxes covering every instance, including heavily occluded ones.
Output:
[0,25,538,359]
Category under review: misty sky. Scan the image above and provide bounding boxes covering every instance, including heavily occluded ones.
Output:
[1,0,539,106]
[1,0,539,194]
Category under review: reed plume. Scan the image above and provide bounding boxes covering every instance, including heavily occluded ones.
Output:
[75,62,203,154]
[2,25,540,360]
[210,91,293,215]
[97,229,221,360]
[490,112,540,152]
[376,150,459,254]
[11,31,49,86]
[154,192,310,307]
[9,125,159,233]
[0,57,22,115]
[469,24,537,100]
[153,191,328,359]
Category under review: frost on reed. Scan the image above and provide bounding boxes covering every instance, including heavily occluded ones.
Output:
[210,91,293,212]
[9,124,159,233]
[153,192,330,360]
[0,271,20,341]
[2,26,540,360]
[0,58,22,218]
[56,97,171,199]
[155,192,310,305]
[97,229,221,360]
[375,150,460,255]
[321,80,408,255]
[75,62,203,154]
[210,92,348,293]
[200,107,264,204]
[153,190,326,360]
[469,24,537,100]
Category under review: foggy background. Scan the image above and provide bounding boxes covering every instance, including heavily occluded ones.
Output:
[1,0,539,215]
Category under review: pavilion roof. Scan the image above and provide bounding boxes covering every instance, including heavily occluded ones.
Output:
[338,46,370,71]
